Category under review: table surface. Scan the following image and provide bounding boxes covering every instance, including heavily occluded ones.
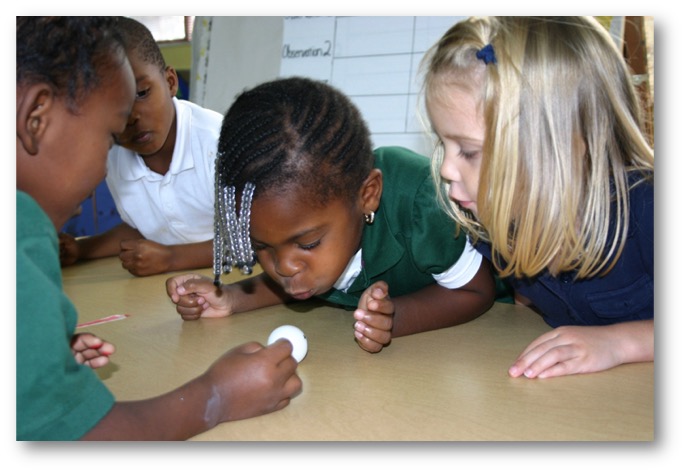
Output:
[63,257,654,441]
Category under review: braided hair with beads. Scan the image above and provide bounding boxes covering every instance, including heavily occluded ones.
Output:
[213,76,374,286]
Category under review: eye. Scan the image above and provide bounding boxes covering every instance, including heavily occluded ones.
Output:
[298,240,321,251]
[136,88,151,99]
[459,149,480,160]
[251,241,267,252]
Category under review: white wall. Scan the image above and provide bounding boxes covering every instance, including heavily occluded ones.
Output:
[191,16,284,114]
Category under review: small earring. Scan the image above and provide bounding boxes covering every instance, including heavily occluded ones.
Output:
[364,211,375,225]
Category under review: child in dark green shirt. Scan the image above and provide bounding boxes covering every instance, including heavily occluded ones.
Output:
[167,77,499,353]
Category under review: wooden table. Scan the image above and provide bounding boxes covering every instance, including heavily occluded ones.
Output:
[63,257,653,441]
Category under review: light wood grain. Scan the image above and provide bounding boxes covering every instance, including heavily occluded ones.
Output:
[63,257,654,441]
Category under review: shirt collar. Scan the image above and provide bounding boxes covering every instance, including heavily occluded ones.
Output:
[343,207,404,293]
[333,249,363,292]
[115,97,193,181]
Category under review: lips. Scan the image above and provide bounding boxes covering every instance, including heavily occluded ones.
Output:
[449,191,470,206]
[131,131,152,145]
[458,200,476,211]
[289,290,315,301]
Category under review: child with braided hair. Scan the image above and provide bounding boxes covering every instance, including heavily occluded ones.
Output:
[166,76,500,353]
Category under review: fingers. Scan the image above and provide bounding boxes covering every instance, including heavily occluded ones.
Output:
[82,355,112,369]
[509,342,574,379]
[166,274,202,300]
[358,281,389,310]
[283,368,303,399]
[234,341,265,355]
[166,275,216,320]
[72,332,103,350]
[353,282,393,353]
[72,333,116,368]
[119,239,137,251]
[264,338,295,360]
[353,309,393,353]
[165,277,180,301]
[176,299,206,320]
[508,330,585,379]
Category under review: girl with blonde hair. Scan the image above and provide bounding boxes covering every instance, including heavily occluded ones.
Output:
[423,16,654,378]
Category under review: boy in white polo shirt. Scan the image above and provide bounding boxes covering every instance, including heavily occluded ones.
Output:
[60,17,222,276]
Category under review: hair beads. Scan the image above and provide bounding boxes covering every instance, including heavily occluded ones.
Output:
[213,176,256,286]
[212,77,376,286]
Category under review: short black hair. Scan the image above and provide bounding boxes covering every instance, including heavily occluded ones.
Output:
[116,16,166,71]
[16,16,125,111]
[217,77,374,207]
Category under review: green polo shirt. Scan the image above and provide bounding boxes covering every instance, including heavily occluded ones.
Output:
[317,146,470,308]
[16,191,114,440]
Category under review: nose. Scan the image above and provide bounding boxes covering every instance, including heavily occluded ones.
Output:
[440,156,461,183]
[126,106,140,127]
[273,249,302,278]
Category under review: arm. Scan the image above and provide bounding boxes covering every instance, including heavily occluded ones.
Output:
[80,340,302,440]
[508,319,654,379]
[166,272,292,320]
[119,239,214,277]
[353,258,496,352]
[60,222,143,265]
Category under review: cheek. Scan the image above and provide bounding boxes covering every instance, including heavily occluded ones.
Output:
[87,140,110,178]
[465,167,479,190]
[70,134,106,175]
[253,249,274,270]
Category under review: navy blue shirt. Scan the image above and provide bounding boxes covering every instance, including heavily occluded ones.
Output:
[475,178,653,328]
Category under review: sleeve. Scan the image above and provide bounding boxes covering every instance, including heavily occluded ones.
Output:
[409,173,470,276]
[16,206,114,440]
[432,237,483,289]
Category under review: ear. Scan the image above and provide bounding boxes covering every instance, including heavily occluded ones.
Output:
[16,83,54,156]
[359,168,383,214]
[165,66,179,98]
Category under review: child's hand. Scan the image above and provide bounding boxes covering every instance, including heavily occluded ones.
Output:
[166,274,232,320]
[59,232,80,266]
[71,333,115,369]
[203,339,302,423]
[119,239,172,276]
[508,325,623,379]
[353,281,394,353]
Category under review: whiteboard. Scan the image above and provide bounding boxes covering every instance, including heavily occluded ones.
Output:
[280,16,467,157]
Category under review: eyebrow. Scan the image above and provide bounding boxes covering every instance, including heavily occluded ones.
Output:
[441,127,482,141]
[251,224,326,246]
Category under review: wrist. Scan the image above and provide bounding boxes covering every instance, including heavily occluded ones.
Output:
[614,320,654,364]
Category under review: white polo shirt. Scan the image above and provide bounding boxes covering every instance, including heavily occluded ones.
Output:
[106,98,222,245]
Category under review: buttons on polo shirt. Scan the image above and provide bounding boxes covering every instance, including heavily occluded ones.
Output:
[559,273,574,284]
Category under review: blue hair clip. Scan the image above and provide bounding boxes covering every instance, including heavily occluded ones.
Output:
[476,44,497,65]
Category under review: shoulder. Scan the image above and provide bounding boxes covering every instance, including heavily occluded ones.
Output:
[16,191,54,240]
[176,98,223,130]
[627,173,653,234]
[373,146,431,170]
[373,146,432,188]
[629,173,654,206]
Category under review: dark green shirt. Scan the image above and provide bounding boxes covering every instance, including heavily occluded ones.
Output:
[318,146,471,308]
[16,191,114,440]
